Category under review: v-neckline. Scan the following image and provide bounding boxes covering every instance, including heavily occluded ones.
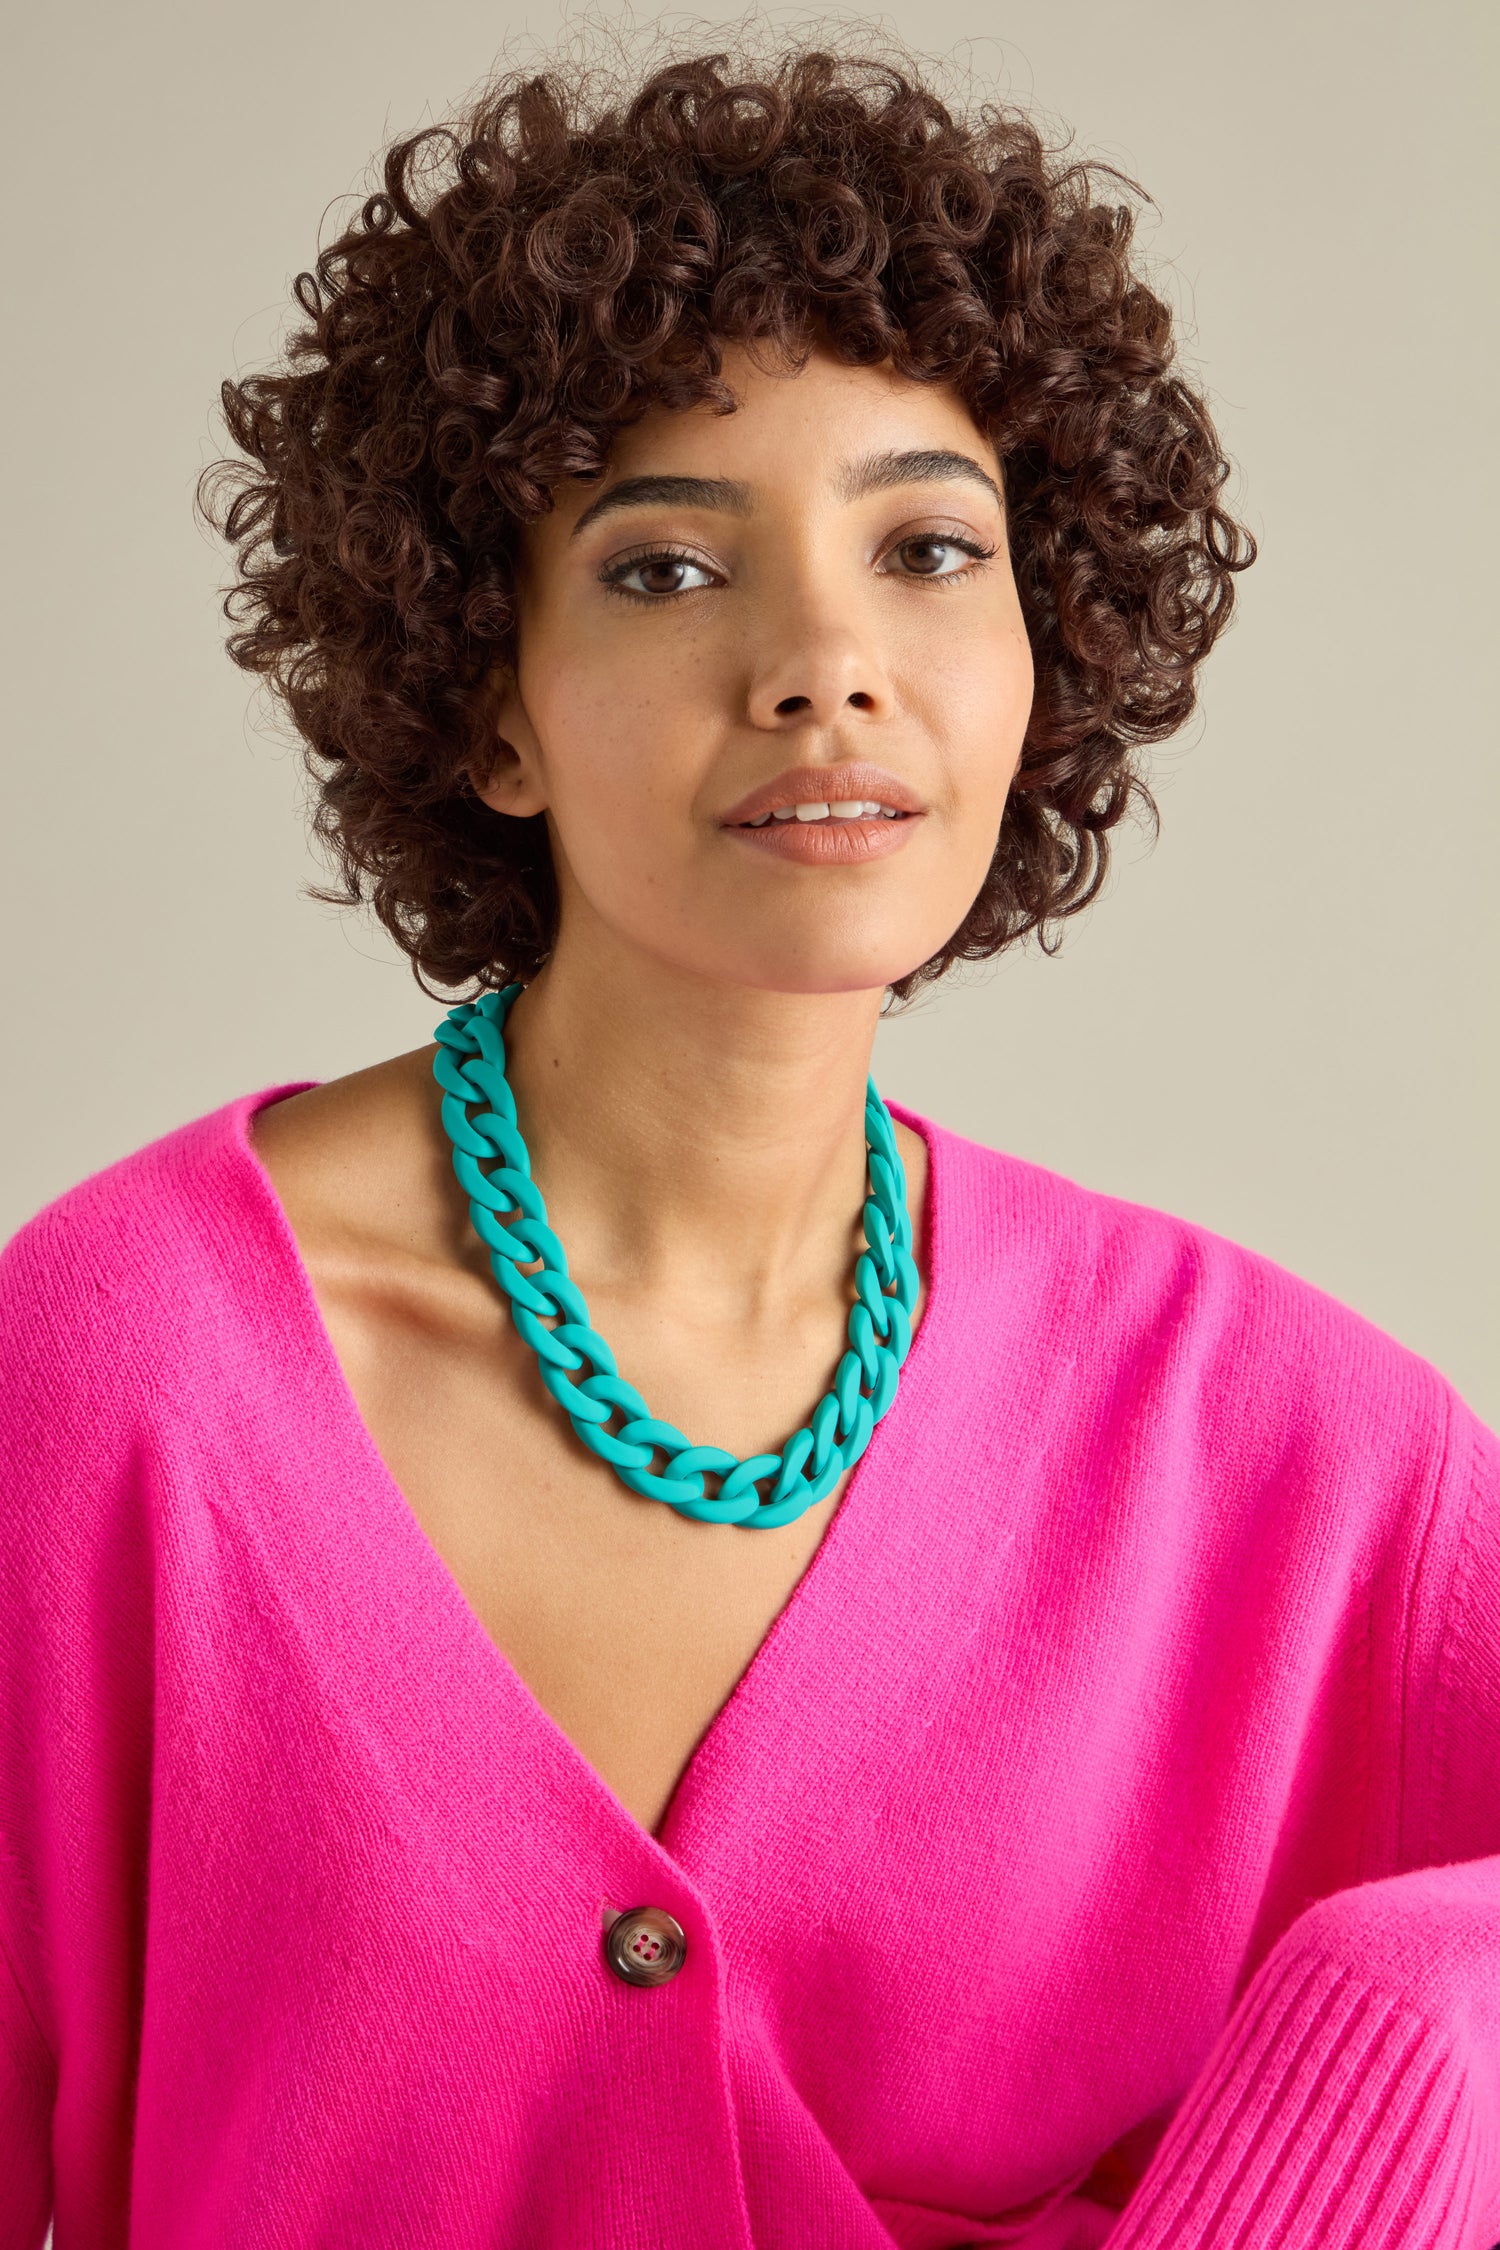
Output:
[228,1080,950,1864]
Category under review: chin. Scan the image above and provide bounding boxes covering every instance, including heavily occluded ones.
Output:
[717,944,938,999]
[607,901,956,999]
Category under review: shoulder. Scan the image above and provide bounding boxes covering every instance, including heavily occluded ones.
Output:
[906,1105,1475,1491]
[245,1043,451,1268]
[0,1085,315,1440]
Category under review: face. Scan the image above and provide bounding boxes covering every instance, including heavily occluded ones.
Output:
[478,344,1034,996]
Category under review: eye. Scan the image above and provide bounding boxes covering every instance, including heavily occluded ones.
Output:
[880,532,994,581]
[600,547,721,600]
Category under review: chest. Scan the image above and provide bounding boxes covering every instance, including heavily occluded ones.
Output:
[224,1265,1272,2237]
[312,1261,851,1839]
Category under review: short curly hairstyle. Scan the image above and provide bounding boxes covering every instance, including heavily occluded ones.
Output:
[201,32,1255,1002]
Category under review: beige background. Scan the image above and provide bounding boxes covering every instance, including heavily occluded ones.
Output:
[2,0,1495,1426]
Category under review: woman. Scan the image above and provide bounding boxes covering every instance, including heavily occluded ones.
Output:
[1,39,1495,2250]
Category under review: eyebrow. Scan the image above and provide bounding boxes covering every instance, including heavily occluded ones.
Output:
[570,474,754,536]
[567,446,1003,538]
[837,448,1003,509]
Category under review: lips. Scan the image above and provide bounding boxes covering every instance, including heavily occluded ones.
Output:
[718,762,924,829]
[727,813,919,865]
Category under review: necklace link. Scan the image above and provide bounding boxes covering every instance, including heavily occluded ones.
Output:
[434,984,919,1528]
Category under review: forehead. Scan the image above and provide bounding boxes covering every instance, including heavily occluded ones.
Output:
[577,345,997,503]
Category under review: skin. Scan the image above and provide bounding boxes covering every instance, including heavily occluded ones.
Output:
[251,344,1034,1839]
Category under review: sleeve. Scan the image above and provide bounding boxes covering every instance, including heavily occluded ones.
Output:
[0,1221,63,2248]
[1105,1396,1500,2250]
[0,1191,162,2250]
[0,1923,52,2248]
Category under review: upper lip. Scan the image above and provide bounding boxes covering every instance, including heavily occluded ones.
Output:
[719,762,925,826]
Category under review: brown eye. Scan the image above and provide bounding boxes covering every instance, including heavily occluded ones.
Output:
[603,550,718,598]
[897,538,954,575]
[637,558,692,594]
[884,534,989,580]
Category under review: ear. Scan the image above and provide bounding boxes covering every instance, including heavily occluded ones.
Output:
[469,667,549,819]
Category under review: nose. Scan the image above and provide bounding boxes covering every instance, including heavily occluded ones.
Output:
[745,604,894,731]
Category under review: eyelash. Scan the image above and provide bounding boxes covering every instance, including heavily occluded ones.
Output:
[597,531,998,603]
[890,533,997,586]
[598,546,719,603]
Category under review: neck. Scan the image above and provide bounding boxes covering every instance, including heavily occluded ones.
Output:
[498,926,888,1312]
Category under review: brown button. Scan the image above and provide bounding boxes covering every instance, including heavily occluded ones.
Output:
[604,1906,687,1987]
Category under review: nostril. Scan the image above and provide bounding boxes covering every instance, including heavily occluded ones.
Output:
[774,695,812,716]
[846,692,874,711]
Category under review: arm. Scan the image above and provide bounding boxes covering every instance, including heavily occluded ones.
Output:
[0,1219,61,2249]
[0,1200,157,2250]
[0,1925,52,2249]
[1108,1403,1500,2250]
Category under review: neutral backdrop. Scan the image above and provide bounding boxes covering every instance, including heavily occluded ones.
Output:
[3,0,1495,1424]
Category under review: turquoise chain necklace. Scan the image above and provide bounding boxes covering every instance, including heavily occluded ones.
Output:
[432,984,920,1527]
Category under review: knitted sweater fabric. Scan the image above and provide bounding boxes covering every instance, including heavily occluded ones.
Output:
[0,1087,1497,2250]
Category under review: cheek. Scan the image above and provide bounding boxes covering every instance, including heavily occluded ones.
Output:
[911,615,1034,799]
[524,652,715,879]
[526,608,729,832]
[990,630,1035,780]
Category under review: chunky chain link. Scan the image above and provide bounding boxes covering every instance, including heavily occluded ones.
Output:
[433,984,920,1527]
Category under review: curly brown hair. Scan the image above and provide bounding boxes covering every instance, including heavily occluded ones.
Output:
[200,33,1255,1003]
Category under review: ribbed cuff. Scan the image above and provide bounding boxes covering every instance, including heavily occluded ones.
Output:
[1106,1943,1491,2249]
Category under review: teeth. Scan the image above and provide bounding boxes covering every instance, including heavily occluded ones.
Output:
[747,798,908,825]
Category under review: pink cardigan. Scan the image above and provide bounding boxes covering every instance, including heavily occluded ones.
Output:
[1,1087,1497,2250]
